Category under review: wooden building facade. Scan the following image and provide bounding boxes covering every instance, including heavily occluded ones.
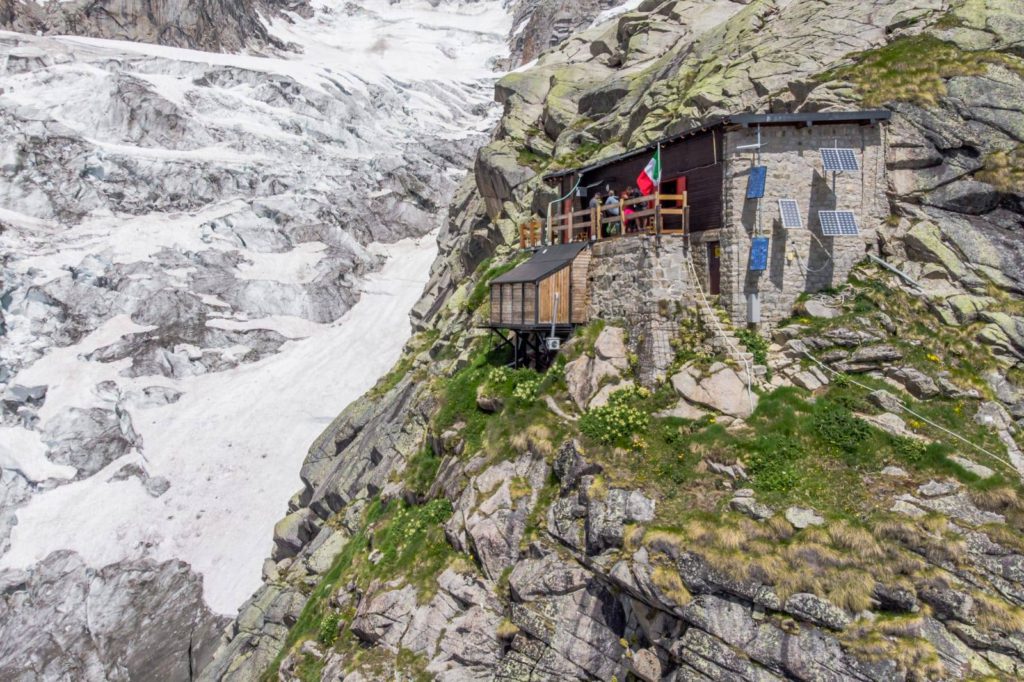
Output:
[489,242,591,329]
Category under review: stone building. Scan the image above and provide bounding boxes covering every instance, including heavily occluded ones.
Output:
[544,110,891,330]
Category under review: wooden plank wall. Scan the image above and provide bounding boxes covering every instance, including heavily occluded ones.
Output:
[500,283,514,324]
[490,287,500,325]
[523,283,536,325]
[571,250,591,323]
[538,268,571,323]
[510,284,523,325]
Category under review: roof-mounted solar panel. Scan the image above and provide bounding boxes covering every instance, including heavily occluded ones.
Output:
[820,148,859,172]
[778,199,802,229]
[818,210,860,237]
[746,166,767,199]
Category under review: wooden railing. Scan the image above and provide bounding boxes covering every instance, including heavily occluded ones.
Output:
[544,193,689,245]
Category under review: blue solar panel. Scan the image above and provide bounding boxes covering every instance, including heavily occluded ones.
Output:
[749,237,769,271]
[746,166,767,199]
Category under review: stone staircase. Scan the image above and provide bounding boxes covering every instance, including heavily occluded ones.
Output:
[681,255,766,389]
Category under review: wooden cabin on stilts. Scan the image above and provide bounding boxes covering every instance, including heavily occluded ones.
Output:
[486,242,591,368]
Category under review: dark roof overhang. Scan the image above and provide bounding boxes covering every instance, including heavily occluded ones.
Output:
[543,109,892,180]
[490,242,589,284]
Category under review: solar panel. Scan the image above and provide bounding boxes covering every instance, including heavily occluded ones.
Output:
[820,148,859,172]
[746,165,767,199]
[778,199,802,229]
[749,237,769,271]
[818,210,860,237]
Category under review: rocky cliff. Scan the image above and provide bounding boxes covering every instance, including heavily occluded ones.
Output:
[0,1,645,679]
[203,0,1024,680]
[0,0,309,52]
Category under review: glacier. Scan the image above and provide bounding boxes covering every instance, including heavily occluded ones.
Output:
[0,0,511,671]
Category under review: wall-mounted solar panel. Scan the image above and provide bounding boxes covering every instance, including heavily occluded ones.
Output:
[749,237,769,271]
[746,166,767,199]
[818,210,860,237]
[820,148,859,172]
[778,199,802,229]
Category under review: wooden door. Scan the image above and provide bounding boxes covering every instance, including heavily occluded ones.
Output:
[707,242,721,296]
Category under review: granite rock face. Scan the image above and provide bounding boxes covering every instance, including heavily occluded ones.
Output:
[0,0,307,52]
[203,0,1024,680]
[0,551,226,681]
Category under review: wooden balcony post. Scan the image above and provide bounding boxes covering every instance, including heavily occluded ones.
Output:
[654,188,661,238]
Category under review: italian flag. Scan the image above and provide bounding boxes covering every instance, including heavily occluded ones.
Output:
[636,145,661,196]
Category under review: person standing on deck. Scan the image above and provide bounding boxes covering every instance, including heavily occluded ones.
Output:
[621,188,636,233]
[603,189,620,235]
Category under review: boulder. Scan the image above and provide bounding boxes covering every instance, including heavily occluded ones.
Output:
[445,454,548,579]
[833,345,904,372]
[885,367,940,399]
[565,354,622,409]
[655,399,708,420]
[863,412,920,440]
[804,300,840,319]
[350,584,417,648]
[629,647,662,682]
[730,496,773,521]
[896,493,1004,526]
[272,508,320,560]
[974,401,1014,431]
[904,221,971,280]
[922,179,1001,215]
[872,583,919,613]
[791,371,822,391]
[508,554,589,602]
[2,384,47,405]
[552,440,601,489]
[869,389,904,413]
[784,507,824,529]
[948,455,994,479]
[586,487,656,553]
[784,593,851,630]
[589,380,634,409]
[671,363,758,419]
[918,480,960,498]
[475,387,503,413]
[593,327,629,370]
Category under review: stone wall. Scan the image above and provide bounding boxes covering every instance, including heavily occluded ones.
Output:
[587,236,695,385]
[717,122,888,328]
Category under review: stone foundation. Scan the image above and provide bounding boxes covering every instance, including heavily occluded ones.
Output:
[587,236,695,385]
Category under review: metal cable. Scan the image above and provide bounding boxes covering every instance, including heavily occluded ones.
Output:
[801,349,1019,474]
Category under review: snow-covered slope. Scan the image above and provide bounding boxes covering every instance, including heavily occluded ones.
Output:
[0,0,510,675]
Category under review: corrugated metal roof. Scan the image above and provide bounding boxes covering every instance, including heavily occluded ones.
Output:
[491,242,589,284]
[543,110,892,180]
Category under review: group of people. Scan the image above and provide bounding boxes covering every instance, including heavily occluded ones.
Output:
[588,186,644,235]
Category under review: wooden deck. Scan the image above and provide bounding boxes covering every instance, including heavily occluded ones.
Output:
[520,193,690,248]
